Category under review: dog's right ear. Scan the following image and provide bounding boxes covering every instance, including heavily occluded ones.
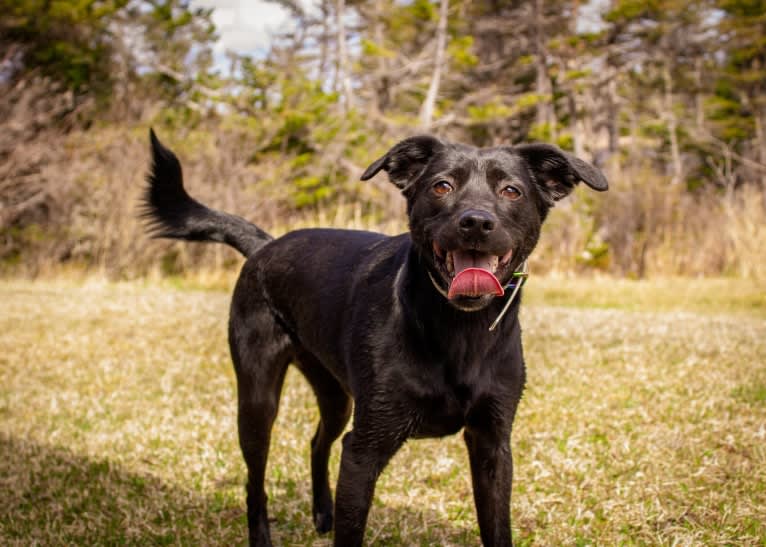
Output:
[360,136,443,189]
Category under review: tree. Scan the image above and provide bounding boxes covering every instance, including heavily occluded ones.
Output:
[604,0,715,183]
[419,0,449,129]
[715,0,766,187]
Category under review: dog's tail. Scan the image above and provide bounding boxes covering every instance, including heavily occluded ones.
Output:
[142,129,272,258]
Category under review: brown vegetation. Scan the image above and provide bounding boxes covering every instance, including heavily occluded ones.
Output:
[2,124,764,280]
[1,1,765,280]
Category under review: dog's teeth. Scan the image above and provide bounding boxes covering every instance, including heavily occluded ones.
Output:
[501,248,514,265]
[447,252,454,275]
[490,256,499,272]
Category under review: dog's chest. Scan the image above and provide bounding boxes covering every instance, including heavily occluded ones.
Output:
[410,380,472,438]
[404,333,519,439]
[407,356,501,438]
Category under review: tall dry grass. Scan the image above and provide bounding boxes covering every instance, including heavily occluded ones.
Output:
[2,127,764,281]
[536,166,766,280]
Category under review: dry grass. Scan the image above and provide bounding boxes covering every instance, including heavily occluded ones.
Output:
[3,123,766,283]
[1,278,765,545]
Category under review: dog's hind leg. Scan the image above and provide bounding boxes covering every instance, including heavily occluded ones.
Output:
[295,355,352,534]
[229,301,292,547]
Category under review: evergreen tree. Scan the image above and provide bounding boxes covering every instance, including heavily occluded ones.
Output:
[714,0,766,187]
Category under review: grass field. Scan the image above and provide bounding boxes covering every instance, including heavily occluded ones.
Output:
[1,278,765,546]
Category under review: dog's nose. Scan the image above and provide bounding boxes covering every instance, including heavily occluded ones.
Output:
[458,209,496,236]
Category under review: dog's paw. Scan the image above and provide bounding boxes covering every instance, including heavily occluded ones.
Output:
[314,511,333,534]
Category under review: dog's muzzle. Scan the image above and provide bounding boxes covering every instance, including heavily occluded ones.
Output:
[433,243,513,299]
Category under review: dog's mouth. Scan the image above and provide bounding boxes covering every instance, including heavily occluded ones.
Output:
[432,242,514,300]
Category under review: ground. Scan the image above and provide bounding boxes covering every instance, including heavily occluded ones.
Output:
[1,278,764,545]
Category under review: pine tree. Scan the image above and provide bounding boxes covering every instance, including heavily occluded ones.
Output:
[715,0,766,187]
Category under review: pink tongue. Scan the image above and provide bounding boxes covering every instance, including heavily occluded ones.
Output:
[447,252,504,299]
[448,268,504,299]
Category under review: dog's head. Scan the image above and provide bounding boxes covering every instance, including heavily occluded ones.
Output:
[362,136,608,311]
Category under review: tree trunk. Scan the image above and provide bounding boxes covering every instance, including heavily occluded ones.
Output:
[568,91,585,157]
[755,105,766,189]
[419,0,449,129]
[373,0,390,114]
[319,0,330,83]
[662,59,682,184]
[335,0,354,112]
[694,56,705,132]
[533,0,554,137]
[569,0,581,155]
[607,76,619,154]
[583,86,595,154]
[629,103,639,165]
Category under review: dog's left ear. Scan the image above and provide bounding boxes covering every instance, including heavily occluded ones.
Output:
[516,143,608,202]
[361,136,444,189]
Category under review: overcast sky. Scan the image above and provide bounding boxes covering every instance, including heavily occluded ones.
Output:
[191,0,294,58]
[190,0,607,66]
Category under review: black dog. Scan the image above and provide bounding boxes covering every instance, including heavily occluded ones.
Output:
[143,130,607,546]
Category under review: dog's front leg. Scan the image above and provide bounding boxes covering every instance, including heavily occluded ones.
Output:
[332,411,410,547]
[464,426,513,546]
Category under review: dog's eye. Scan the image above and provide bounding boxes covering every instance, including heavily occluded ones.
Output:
[432,180,454,195]
[500,185,522,201]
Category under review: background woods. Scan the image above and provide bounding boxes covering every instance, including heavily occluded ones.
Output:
[1,0,765,279]
[3,5,765,546]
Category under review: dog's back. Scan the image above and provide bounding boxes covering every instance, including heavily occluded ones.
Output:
[242,229,406,380]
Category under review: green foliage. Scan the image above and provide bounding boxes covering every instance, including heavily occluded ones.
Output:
[578,236,610,270]
[448,36,478,68]
[515,93,549,110]
[408,0,438,22]
[562,69,590,82]
[716,0,766,112]
[527,122,554,142]
[214,59,371,210]
[604,0,655,23]
[1,0,216,108]
[0,0,128,92]
[361,38,396,59]
[555,132,574,151]
[292,175,334,208]
[3,0,766,278]
[706,94,752,142]
[467,100,514,122]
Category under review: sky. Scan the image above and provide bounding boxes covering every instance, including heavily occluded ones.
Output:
[190,0,294,58]
[190,0,608,67]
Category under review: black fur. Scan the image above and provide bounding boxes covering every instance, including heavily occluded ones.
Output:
[142,129,272,257]
[143,130,607,546]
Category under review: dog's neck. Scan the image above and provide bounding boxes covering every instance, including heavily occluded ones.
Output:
[400,245,524,336]
[420,251,527,332]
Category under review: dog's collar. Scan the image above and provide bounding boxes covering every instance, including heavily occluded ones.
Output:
[426,261,529,331]
[427,270,451,300]
[488,261,529,332]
